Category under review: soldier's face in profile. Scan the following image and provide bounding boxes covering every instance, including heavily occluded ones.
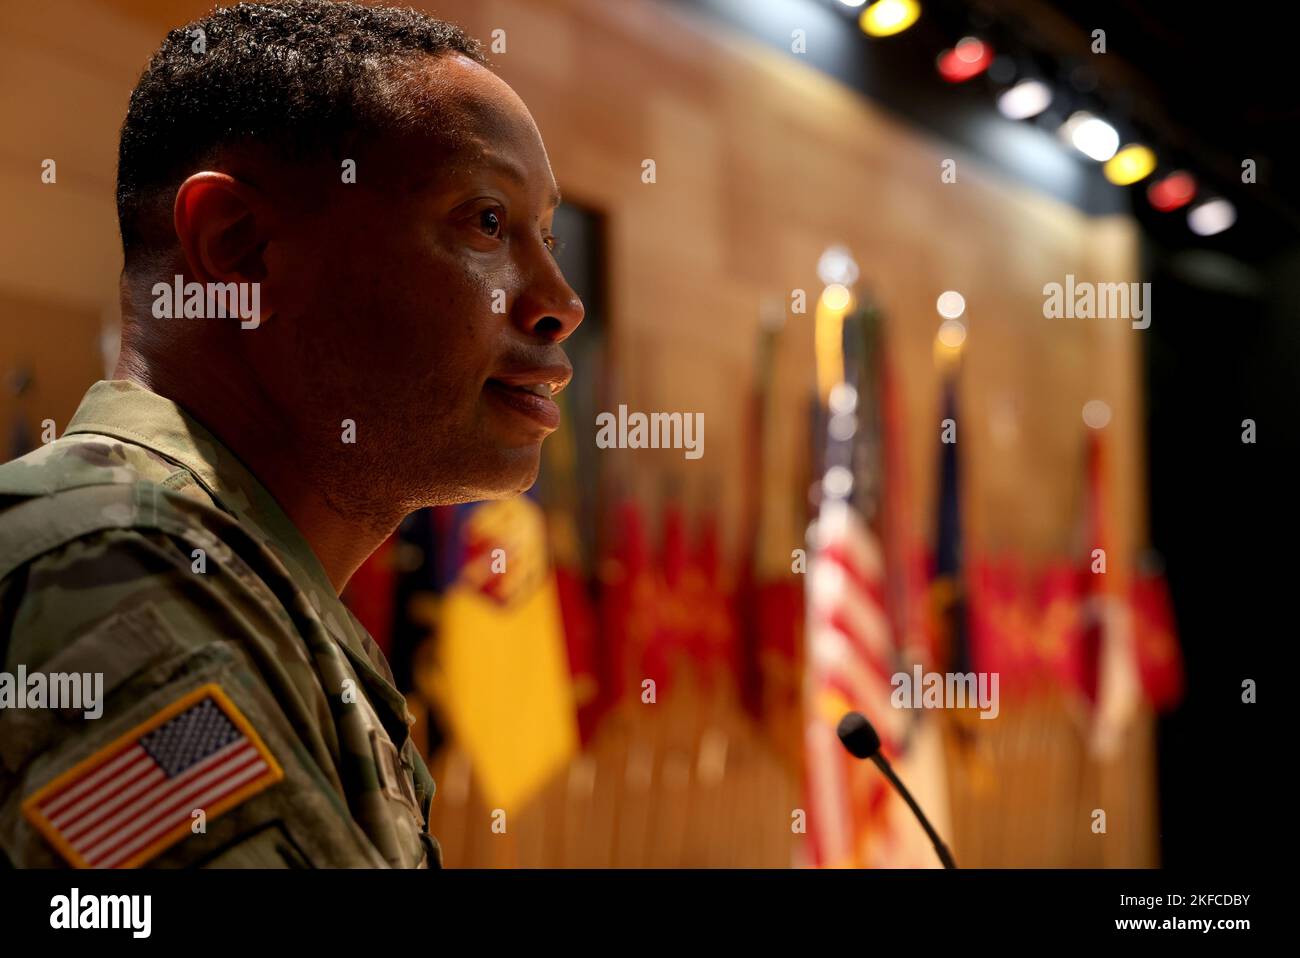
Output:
[248,53,583,510]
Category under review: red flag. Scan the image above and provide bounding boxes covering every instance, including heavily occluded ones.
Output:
[642,502,691,697]
[553,559,600,745]
[1079,430,1141,756]
[1034,560,1088,696]
[596,498,653,715]
[685,510,739,691]
[969,555,1038,694]
[756,580,803,722]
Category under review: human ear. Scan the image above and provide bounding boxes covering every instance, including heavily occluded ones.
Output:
[173,171,268,286]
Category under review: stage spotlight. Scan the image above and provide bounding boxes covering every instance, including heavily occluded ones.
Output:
[1103,144,1156,185]
[1187,198,1236,236]
[836,0,868,7]
[1147,171,1197,212]
[1060,111,1119,162]
[937,37,992,83]
[996,79,1053,120]
[860,0,920,37]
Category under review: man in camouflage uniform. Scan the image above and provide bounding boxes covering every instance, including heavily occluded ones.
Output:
[0,1,582,868]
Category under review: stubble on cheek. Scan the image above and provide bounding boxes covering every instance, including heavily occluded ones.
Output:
[322,194,533,504]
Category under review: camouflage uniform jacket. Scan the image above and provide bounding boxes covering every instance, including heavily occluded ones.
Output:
[0,380,441,868]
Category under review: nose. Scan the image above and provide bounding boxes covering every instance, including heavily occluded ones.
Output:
[511,245,585,343]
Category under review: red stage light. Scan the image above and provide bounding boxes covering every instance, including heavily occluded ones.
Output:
[1147,171,1197,212]
[937,37,992,83]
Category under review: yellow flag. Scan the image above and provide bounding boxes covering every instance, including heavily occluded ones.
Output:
[427,497,579,812]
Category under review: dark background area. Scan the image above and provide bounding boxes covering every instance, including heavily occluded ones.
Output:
[1143,240,1293,868]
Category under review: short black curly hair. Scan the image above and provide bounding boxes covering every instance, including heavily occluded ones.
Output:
[117,0,486,266]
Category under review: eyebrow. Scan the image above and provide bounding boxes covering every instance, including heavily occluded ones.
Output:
[479,155,562,209]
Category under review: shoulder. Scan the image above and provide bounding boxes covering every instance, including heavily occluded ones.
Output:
[0,518,378,869]
[0,432,220,574]
[0,438,391,868]
[0,432,200,500]
[0,586,376,866]
[0,432,318,695]
[0,434,280,660]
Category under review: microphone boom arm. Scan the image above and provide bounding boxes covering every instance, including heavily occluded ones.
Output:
[870,753,958,870]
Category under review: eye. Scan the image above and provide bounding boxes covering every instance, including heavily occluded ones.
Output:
[544,234,565,258]
[478,207,503,238]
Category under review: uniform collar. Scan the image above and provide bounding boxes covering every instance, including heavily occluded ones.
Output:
[65,379,343,615]
[66,380,416,753]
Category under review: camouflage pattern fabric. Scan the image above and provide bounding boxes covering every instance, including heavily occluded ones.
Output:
[0,380,441,868]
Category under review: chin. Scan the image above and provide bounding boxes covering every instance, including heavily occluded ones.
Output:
[471,444,543,501]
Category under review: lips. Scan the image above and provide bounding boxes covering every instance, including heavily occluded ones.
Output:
[485,363,571,431]
[489,364,572,395]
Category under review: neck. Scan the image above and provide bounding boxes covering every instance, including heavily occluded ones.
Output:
[115,349,398,595]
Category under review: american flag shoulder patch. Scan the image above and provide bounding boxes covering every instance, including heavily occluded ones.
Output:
[22,683,284,869]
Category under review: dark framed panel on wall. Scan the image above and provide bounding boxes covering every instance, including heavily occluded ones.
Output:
[538,199,609,572]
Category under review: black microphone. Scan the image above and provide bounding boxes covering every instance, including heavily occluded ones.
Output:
[836,711,958,869]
